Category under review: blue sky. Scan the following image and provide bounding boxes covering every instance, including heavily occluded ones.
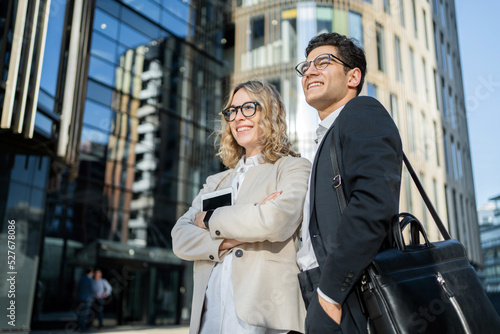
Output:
[455,0,500,207]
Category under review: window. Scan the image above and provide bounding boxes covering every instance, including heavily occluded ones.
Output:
[433,0,439,16]
[405,171,413,212]
[367,83,378,98]
[281,10,297,62]
[376,23,386,72]
[423,9,429,49]
[432,178,439,210]
[443,130,450,174]
[420,111,428,159]
[317,7,333,34]
[433,23,439,62]
[447,45,453,80]
[433,70,439,110]
[440,33,447,72]
[420,172,428,229]
[441,78,448,120]
[445,2,449,30]
[349,11,364,47]
[394,36,403,82]
[411,0,418,38]
[451,137,458,180]
[40,1,68,96]
[409,47,417,92]
[383,0,390,15]
[449,88,455,127]
[399,0,405,27]
[389,93,399,126]
[433,121,440,166]
[406,103,415,152]
[422,57,429,100]
[440,1,446,28]
[250,16,265,50]
[457,144,463,179]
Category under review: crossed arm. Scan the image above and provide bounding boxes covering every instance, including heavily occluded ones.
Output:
[193,190,283,250]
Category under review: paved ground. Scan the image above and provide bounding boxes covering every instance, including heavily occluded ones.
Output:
[29,325,189,334]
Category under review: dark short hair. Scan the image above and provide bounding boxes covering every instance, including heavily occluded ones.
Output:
[305,32,366,95]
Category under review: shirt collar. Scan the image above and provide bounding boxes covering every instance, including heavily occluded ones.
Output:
[316,105,345,143]
[236,153,263,170]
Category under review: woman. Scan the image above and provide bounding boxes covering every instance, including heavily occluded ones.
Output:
[172,80,310,334]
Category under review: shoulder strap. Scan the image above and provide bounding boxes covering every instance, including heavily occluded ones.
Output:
[329,130,451,240]
[329,131,347,212]
[402,153,451,239]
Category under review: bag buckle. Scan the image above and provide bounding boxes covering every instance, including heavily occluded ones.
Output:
[333,174,342,188]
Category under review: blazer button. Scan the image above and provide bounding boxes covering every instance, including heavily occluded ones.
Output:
[235,249,243,258]
[215,230,221,236]
[345,277,352,283]
[342,282,349,287]
[347,271,354,278]
[209,255,214,260]
[340,287,347,292]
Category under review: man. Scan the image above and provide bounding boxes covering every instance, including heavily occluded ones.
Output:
[93,269,112,331]
[76,268,96,332]
[296,32,403,333]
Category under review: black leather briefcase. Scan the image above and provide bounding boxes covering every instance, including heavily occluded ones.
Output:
[359,212,500,334]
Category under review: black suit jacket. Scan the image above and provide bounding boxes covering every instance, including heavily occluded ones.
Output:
[309,96,403,332]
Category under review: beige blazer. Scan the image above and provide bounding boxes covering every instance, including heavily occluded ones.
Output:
[172,156,311,334]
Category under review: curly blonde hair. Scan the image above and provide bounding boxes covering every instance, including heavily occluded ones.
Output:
[217,80,299,168]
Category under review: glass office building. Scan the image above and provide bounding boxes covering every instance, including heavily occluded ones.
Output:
[0,0,229,330]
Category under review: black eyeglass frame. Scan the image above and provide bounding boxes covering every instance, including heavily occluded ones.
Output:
[220,101,260,122]
[295,53,354,77]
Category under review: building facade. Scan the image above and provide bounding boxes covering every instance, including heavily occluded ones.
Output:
[229,0,481,264]
[0,0,229,330]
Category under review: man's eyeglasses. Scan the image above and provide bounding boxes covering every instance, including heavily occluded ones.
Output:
[220,101,260,122]
[295,53,353,77]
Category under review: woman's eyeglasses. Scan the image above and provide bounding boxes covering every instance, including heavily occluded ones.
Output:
[295,53,353,77]
[220,101,260,122]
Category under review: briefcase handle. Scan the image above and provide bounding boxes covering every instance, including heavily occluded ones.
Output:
[393,212,432,251]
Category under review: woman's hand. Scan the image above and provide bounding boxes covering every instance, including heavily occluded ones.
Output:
[219,239,245,250]
[260,190,282,204]
[194,211,207,229]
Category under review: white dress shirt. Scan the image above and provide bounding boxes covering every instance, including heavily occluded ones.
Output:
[296,106,344,304]
[200,154,287,334]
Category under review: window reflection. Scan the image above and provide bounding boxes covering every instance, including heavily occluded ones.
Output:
[349,11,363,47]
[119,24,152,49]
[164,0,190,22]
[317,7,332,34]
[93,9,119,40]
[83,100,114,131]
[87,80,114,105]
[39,1,67,96]
[89,56,116,87]
[34,112,53,136]
[126,0,161,22]
[91,32,118,60]
[281,9,297,62]
[161,8,188,37]
[81,125,110,146]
